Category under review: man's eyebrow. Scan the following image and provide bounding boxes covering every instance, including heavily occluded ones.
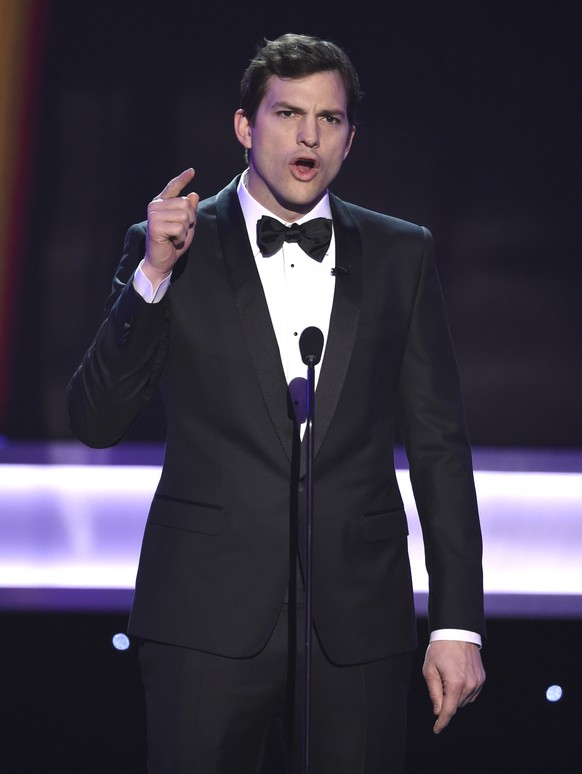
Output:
[270,100,346,118]
[270,100,304,112]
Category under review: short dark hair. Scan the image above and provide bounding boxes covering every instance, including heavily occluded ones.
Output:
[240,33,362,125]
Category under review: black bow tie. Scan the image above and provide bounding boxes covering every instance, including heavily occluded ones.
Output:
[256,215,332,262]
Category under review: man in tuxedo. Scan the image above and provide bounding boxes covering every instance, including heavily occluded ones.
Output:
[68,33,485,774]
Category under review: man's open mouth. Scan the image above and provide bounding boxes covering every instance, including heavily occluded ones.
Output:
[293,157,317,169]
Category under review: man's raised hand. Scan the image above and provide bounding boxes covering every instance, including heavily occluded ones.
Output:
[143,168,199,284]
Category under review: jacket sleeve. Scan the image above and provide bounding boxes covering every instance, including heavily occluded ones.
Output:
[396,227,485,637]
[67,223,170,448]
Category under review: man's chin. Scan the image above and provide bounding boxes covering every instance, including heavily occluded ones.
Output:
[273,188,327,220]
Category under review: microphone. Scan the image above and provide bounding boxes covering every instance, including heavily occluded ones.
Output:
[298,326,324,772]
[299,327,324,366]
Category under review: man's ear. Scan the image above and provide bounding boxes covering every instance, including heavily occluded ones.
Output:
[234,109,252,150]
[344,125,356,159]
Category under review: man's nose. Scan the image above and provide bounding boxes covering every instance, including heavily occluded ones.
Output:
[297,115,319,147]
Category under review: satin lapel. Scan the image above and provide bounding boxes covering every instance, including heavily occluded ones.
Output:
[216,179,295,464]
[300,195,362,476]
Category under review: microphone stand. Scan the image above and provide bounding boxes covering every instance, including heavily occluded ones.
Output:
[298,327,324,774]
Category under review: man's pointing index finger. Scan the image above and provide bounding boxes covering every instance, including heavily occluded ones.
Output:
[157,167,196,200]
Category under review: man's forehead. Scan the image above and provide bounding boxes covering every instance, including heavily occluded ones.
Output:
[261,71,348,112]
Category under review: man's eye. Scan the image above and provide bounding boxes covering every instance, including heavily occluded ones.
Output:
[323,115,339,124]
[278,110,295,118]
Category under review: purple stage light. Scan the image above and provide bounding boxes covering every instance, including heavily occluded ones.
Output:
[1,447,581,615]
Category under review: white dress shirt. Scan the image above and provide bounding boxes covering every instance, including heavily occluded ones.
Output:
[237,173,335,426]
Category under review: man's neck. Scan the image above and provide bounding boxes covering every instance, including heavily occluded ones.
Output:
[240,170,330,224]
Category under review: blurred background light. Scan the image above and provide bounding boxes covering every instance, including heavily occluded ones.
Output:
[546,685,563,703]
[112,632,130,651]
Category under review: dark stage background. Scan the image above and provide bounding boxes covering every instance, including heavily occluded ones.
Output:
[1,2,581,773]
[2,613,580,773]
[2,0,581,446]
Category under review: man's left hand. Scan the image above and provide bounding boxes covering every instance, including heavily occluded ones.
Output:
[422,640,485,734]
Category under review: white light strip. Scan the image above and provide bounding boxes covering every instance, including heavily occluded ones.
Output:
[1,465,581,596]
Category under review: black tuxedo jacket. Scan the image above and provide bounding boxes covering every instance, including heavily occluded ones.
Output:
[68,176,484,665]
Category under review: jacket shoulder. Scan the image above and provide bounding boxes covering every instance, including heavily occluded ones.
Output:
[195,175,240,222]
[332,195,431,241]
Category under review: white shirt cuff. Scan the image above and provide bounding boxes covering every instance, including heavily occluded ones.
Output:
[132,259,172,303]
[429,629,482,648]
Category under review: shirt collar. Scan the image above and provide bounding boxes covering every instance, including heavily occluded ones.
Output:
[237,170,332,256]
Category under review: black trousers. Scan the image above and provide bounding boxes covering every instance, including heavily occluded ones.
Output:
[138,604,412,774]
